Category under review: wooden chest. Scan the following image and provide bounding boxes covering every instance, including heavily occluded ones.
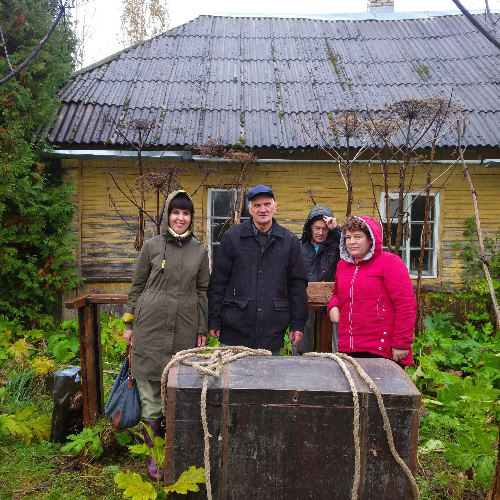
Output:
[164,356,420,499]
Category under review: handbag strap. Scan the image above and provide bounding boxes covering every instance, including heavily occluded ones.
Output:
[127,345,133,389]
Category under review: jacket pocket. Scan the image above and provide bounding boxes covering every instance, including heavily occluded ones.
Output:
[134,294,147,325]
[273,298,290,311]
[376,296,385,320]
[222,297,249,331]
[223,298,249,309]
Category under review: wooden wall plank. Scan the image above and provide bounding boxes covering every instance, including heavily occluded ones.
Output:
[62,158,500,302]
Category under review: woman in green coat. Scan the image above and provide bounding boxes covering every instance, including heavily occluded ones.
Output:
[122,190,210,480]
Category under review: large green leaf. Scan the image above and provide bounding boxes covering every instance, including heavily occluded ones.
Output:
[114,471,157,500]
[164,466,205,495]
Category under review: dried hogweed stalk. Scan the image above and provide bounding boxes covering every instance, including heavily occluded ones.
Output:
[328,110,364,140]
[137,166,187,194]
[223,150,257,164]
[197,139,227,157]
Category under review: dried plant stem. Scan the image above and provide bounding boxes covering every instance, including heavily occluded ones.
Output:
[457,120,500,329]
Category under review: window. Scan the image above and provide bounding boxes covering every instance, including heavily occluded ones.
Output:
[207,188,250,259]
[379,193,440,278]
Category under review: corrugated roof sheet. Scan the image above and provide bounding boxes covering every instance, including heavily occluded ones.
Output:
[48,13,500,148]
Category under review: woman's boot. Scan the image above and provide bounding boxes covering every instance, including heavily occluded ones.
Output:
[142,417,166,480]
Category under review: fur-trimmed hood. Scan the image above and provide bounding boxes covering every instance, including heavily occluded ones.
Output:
[161,190,194,239]
[339,215,383,264]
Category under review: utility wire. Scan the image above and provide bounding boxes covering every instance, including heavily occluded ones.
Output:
[0,23,14,73]
[0,2,66,86]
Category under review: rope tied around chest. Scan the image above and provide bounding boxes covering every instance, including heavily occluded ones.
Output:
[161,346,272,500]
[160,347,419,500]
[304,352,419,500]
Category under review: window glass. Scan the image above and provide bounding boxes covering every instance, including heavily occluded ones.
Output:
[380,193,439,277]
[411,196,426,221]
[208,188,250,259]
[213,191,231,217]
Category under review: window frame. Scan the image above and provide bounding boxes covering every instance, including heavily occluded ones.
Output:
[379,192,440,279]
[206,187,250,261]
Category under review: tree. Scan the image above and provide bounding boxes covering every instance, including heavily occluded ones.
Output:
[119,0,170,48]
[303,97,462,335]
[72,0,96,70]
[0,0,80,326]
[451,0,500,51]
[100,112,190,251]
[0,1,88,84]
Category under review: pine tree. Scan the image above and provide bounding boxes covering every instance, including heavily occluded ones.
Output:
[0,0,80,326]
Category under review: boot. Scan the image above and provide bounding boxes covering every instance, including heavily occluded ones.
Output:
[142,417,165,481]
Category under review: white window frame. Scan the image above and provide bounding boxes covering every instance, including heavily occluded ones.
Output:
[207,188,250,262]
[379,192,440,278]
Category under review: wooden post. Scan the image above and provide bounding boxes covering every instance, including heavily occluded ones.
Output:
[320,311,333,353]
[78,301,104,426]
[66,290,104,426]
[307,282,335,353]
[65,291,128,427]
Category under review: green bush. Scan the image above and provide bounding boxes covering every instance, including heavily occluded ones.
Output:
[411,313,500,490]
[0,0,80,327]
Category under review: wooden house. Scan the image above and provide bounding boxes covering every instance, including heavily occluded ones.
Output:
[43,4,500,317]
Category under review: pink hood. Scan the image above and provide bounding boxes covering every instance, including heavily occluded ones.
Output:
[339,215,383,264]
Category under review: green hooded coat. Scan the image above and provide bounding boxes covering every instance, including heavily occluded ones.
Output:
[123,190,210,381]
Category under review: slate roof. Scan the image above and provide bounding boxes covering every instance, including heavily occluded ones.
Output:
[47,13,500,149]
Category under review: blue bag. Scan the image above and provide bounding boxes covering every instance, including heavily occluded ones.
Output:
[105,347,141,429]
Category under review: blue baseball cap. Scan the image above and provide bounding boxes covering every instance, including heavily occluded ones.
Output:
[248,185,275,200]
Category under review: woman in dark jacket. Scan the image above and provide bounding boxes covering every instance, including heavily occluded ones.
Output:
[122,190,210,480]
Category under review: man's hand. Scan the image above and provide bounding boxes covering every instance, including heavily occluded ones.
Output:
[123,329,133,347]
[392,348,409,362]
[323,215,337,230]
[197,334,207,347]
[289,330,303,346]
[209,329,220,338]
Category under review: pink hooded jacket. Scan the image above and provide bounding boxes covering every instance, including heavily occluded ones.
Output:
[327,216,416,365]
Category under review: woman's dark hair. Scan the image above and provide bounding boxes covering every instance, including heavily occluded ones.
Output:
[342,216,371,240]
[168,192,194,217]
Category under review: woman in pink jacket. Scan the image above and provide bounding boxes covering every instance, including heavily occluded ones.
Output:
[327,216,416,366]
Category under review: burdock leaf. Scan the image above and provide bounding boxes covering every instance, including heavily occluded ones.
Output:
[114,471,157,500]
[164,466,205,494]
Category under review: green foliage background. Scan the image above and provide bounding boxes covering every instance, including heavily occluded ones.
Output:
[0,0,80,325]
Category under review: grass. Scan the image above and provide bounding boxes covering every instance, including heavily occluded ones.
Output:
[0,367,146,500]
[416,452,487,500]
[1,431,488,499]
[0,429,145,499]
[0,319,496,499]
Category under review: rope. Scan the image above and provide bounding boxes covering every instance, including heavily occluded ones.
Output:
[161,346,272,500]
[304,352,420,500]
[160,347,419,500]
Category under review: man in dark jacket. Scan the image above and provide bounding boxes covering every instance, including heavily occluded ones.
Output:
[208,185,308,355]
[293,205,341,355]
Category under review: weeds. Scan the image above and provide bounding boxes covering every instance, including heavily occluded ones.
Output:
[410,313,500,492]
[0,300,498,497]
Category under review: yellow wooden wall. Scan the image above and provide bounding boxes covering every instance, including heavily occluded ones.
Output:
[61,158,500,318]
